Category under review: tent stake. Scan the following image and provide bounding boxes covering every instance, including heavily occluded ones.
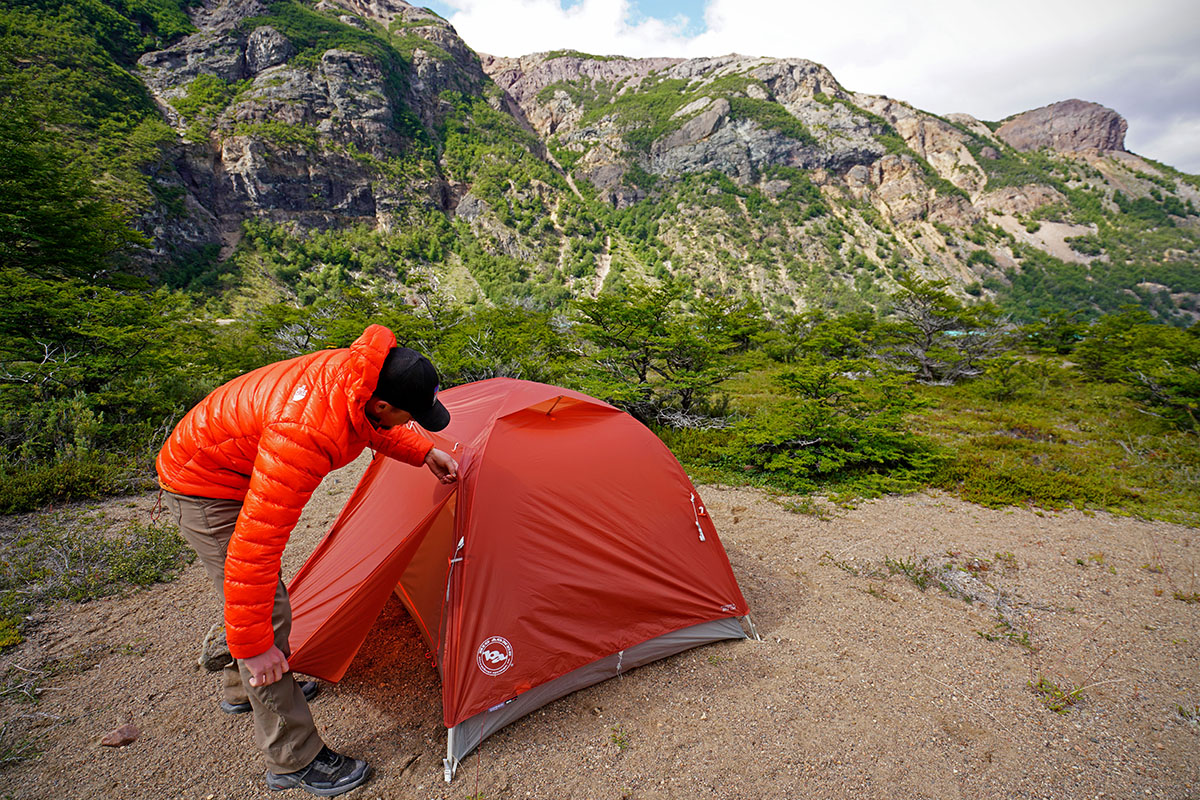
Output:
[742,614,761,641]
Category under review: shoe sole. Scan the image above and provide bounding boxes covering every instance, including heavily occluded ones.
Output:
[221,680,320,714]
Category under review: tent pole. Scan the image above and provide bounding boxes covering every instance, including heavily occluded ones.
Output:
[742,614,761,642]
[444,729,458,782]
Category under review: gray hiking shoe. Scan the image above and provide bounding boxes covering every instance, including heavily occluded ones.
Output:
[265,746,371,796]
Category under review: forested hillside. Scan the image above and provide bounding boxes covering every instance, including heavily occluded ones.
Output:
[1,0,1197,528]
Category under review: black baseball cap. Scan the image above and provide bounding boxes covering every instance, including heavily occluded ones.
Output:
[376,347,450,431]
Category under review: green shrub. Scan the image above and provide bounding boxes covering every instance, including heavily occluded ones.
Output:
[974,356,1033,401]
[1076,311,1200,430]
[1020,310,1085,354]
[937,450,1136,510]
[233,120,320,149]
[0,269,218,510]
[913,358,1199,521]
[717,361,944,496]
[169,73,241,121]
[0,459,130,515]
[967,249,997,267]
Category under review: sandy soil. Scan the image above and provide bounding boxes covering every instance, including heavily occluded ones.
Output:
[2,453,1198,800]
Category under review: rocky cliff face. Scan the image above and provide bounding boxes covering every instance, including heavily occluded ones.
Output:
[485,53,884,203]
[996,99,1128,153]
[116,0,1198,320]
[136,0,484,256]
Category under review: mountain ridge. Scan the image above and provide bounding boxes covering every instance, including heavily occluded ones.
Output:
[13,0,1199,320]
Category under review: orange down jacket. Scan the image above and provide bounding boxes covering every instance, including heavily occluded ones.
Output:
[156,325,433,659]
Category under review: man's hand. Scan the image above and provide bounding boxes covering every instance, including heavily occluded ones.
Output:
[243,645,289,687]
[425,448,459,484]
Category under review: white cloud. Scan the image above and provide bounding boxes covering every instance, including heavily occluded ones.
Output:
[1127,114,1200,173]
[435,0,1200,172]
[435,0,694,57]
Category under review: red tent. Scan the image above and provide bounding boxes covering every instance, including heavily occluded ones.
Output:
[286,378,752,780]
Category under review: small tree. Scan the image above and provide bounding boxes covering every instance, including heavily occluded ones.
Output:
[759,310,877,364]
[877,277,1013,383]
[573,283,745,423]
[433,305,576,386]
[1021,309,1086,355]
[1076,310,1200,430]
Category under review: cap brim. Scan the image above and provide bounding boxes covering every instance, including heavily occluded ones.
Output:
[414,399,451,432]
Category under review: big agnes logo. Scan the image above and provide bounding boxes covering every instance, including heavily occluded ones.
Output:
[476,636,514,676]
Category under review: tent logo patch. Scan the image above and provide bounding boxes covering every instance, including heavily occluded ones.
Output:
[476,636,514,676]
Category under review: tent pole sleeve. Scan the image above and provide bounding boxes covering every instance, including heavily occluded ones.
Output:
[444,729,458,782]
[742,614,761,642]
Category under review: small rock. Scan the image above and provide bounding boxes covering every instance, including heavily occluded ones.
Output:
[198,623,231,672]
[100,723,140,747]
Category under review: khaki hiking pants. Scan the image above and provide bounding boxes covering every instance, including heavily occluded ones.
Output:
[164,492,324,774]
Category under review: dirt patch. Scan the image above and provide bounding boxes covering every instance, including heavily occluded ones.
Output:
[993,214,1098,265]
[3,454,1198,799]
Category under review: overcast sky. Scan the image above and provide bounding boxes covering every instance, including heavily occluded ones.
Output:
[419,0,1200,174]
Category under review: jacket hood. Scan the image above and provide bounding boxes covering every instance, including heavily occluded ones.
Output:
[347,324,398,436]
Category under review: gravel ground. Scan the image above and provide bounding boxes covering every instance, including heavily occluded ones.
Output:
[2,453,1198,799]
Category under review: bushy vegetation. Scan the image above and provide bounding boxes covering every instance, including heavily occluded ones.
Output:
[0,268,224,512]
[0,0,188,210]
[1074,309,1200,430]
[923,361,1197,521]
[715,362,945,496]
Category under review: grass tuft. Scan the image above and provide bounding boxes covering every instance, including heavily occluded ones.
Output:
[1030,675,1083,714]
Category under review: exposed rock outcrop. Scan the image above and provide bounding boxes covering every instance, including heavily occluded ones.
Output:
[332,0,487,125]
[996,99,1127,153]
[483,52,882,192]
[977,185,1067,218]
[134,0,489,253]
